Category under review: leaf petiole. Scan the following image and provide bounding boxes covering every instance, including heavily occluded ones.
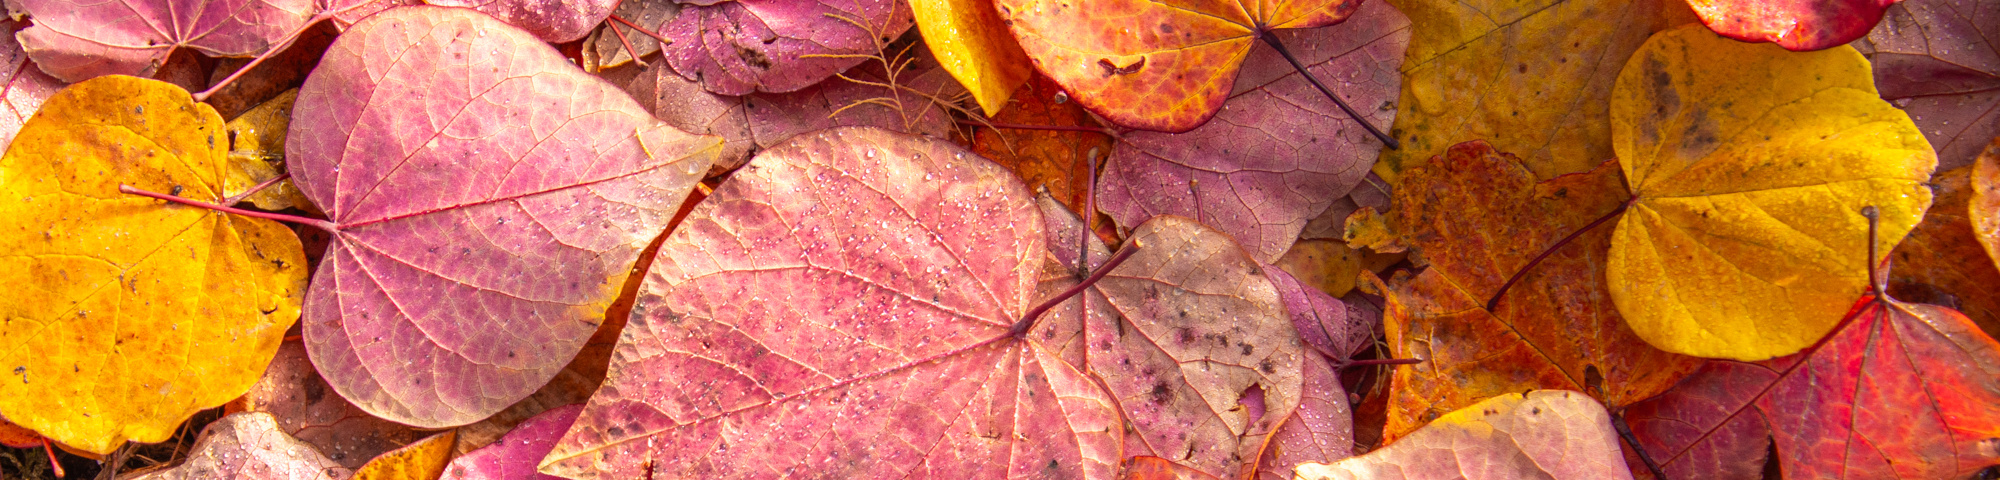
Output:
[1486,195,1635,311]
[1011,239,1143,338]
[119,184,338,233]
[1259,33,1399,150]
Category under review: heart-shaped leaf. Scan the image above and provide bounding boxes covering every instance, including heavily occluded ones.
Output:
[13,0,314,82]
[542,127,1120,479]
[287,6,719,428]
[0,75,309,455]
[428,0,619,42]
[1608,24,1936,360]
[0,19,64,152]
[1687,0,1899,51]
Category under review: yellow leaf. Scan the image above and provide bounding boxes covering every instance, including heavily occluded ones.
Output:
[1342,207,1406,254]
[0,76,309,454]
[222,89,319,215]
[352,430,456,480]
[1972,137,2000,270]
[911,0,1031,116]
[1608,25,1936,360]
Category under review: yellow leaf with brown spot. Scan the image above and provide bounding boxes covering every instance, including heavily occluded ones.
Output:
[912,0,1032,116]
[1608,25,1936,361]
[352,430,456,480]
[0,75,309,454]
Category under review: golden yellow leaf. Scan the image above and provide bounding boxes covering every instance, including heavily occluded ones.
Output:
[221,89,318,215]
[1608,25,1936,360]
[911,0,1031,116]
[1341,207,1406,254]
[0,75,309,454]
[1274,239,1364,297]
[352,430,456,480]
[1972,137,2000,269]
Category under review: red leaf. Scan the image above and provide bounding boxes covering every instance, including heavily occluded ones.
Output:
[1689,0,1899,51]
[444,404,582,480]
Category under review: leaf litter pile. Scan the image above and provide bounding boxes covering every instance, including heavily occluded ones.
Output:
[0,0,1995,477]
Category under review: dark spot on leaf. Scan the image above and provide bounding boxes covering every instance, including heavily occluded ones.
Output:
[304,377,327,404]
[1259,359,1275,373]
[1096,57,1145,77]
[1149,383,1172,404]
[1239,342,1253,355]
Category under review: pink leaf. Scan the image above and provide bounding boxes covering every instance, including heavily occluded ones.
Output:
[443,404,582,480]
[0,19,65,152]
[288,6,719,428]
[651,0,915,95]
[13,0,314,82]
[427,0,619,42]
[542,127,1120,479]
[1295,390,1633,480]
[1253,354,1353,480]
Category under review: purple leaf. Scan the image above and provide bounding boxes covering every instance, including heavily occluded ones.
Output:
[288,6,719,428]
[1855,0,2000,170]
[13,0,314,82]
[1093,1,1410,263]
[428,0,619,42]
[1253,354,1353,480]
[651,0,915,95]
[1264,264,1378,364]
[542,127,1120,479]
[443,404,582,480]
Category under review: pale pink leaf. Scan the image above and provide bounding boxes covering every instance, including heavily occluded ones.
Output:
[123,413,353,480]
[651,0,915,95]
[443,404,581,480]
[14,0,314,82]
[1294,390,1634,480]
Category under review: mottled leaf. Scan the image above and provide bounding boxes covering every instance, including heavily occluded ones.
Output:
[969,75,1113,212]
[428,0,618,42]
[0,75,309,454]
[1294,390,1634,480]
[13,0,314,82]
[1381,141,1697,440]
[1375,0,1696,181]
[646,0,915,95]
[1625,295,2000,479]
[350,430,455,480]
[288,6,719,428]
[0,19,63,152]
[1977,138,2000,267]
[1266,264,1374,363]
[443,404,579,480]
[1094,1,1408,262]
[1253,354,1352,480]
[582,0,679,71]
[627,42,963,175]
[124,413,352,480]
[1608,24,1936,360]
[1888,164,2000,338]
[1689,0,1899,51]
[1853,0,1999,171]
[543,127,1120,479]
[222,89,318,215]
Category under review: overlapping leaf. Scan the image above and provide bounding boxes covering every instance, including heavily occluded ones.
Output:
[1853,0,1999,171]
[1887,165,2000,338]
[444,404,577,480]
[628,43,963,175]
[543,127,1120,479]
[1294,390,1634,480]
[1378,141,1697,440]
[994,0,1370,131]
[0,20,63,152]
[1094,0,1409,262]
[1375,0,1694,181]
[911,0,1031,115]
[1977,138,2000,265]
[231,343,428,469]
[644,0,915,95]
[1038,197,1306,478]
[1688,0,1899,51]
[428,0,618,42]
[1251,354,1351,480]
[1608,24,1936,360]
[287,6,719,428]
[13,0,314,82]
[1266,265,1374,363]
[125,413,352,480]
[349,430,455,480]
[970,76,1113,212]
[0,75,308,454]
[581,0,678,71]
[1625,295,2000,478]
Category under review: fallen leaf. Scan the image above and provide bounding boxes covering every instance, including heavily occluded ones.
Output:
[199,19,337,122]
[1978,138,2000,269]
[1380,141,1696,440]
[1374,0,1695,182]
[995,0,1375,131]
[1300,174,1390,241]
[0,19,64,152]
[287,6,718,428]
[969,75,1113,212]
[1270,239,1364,300]
[1687,0,1899,51]
[1608,24,1937,360]
[1852,0,1999,171]
[1887,164,2000,338]
[13,0,315,83]
[1266,265,1375,363]
[628,42,964,175]
[451,368,598,456]
[543,127,1120,479]
[1252,354,1352,480]
[0,418,38,448]
[428,0,618,42]
[1119,456,1219,480]
[650,0,915,95]
[1339,208,1402,254]
[0,75,309,455]
[229,343,428,469]
[443,404,579,480]
[1624,295,2000,479]
[222,89,318,215]
[350,430,455,480]
[122,412,353,480]
[581,0,678,71]
[911,0,1031,115]
[1294,390,1634,480]
[1093,0,1409,262]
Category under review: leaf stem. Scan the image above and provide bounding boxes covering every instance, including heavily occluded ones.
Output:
[1861,206,1886,301]
[1258,33,1399,150]
[119,184,338,233]
[1611,409,1670,479]
[1012,240,1143,338]
[606,16,650,68]
[606,14,674,45]
[40,437,63,479]
[1486,196,1634,311]
[194,13,333,102]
